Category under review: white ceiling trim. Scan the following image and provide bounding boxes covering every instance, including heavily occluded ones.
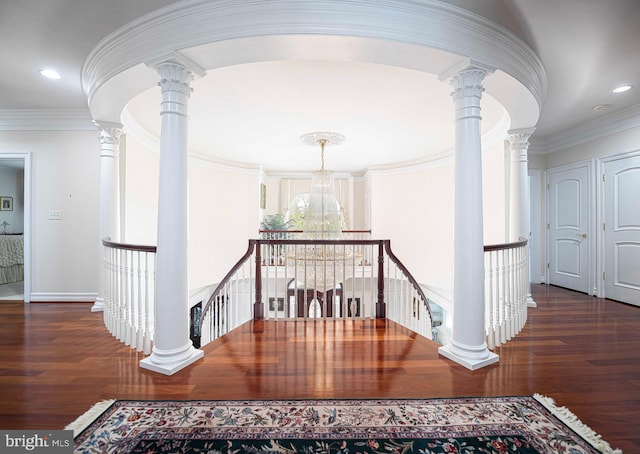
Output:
[538,102,640,154]
[82,0,545,123]
[0,109,95,131]
[123,106,264,175]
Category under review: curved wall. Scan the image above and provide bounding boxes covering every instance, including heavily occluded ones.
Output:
[123,133,260,289]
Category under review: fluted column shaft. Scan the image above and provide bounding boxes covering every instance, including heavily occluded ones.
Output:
[140,60,203,375]
[438,68,499,370]
[508,129,537,307]
[92,122,122,313]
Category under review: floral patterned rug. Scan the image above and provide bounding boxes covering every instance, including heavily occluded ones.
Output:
[67,395,621,453]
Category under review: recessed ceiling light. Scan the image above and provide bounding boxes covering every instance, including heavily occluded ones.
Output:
[39,68,61,80]
[612,85,632,94]
[592,104,612,112]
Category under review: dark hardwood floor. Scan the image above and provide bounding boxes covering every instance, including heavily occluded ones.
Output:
[0,284,638,452]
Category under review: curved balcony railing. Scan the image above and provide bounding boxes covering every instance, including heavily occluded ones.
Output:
[102,238,156,354]
[100,234,529,354]
[198,237,434,348]
[484,239,529,348]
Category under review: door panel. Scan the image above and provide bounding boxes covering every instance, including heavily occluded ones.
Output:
[548,165,591,293]
[604,155,640,305]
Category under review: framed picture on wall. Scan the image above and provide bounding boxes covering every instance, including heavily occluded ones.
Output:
[0,197,13,211]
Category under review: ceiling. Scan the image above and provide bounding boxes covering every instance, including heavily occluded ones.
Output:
[1,0,639,172]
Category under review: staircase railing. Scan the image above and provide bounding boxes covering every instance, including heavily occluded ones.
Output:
[198,237,434,348]
[100,235,529,354]
[484,239,529,348]
[102,238,156,354]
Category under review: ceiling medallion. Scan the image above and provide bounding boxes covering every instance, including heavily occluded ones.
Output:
[300,132,346,148]
[592,104,612,112]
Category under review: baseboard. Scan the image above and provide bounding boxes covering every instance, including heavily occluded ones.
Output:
[29,292,98,302]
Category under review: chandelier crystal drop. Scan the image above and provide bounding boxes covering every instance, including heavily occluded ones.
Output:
[300,132,345,240]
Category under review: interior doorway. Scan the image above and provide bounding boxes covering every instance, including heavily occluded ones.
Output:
[546,161,594,294]
[0,153,31,302]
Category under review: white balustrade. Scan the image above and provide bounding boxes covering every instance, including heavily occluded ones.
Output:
[484,240,529,348]
[102,239,156,354]
[101,233,528,355]
[198,236,435,348]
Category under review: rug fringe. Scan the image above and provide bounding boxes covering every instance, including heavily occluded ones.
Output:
[533,394,622,454]
[65,399,116,437]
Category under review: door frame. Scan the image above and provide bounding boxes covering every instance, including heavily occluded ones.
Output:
[0,152,31,302]
[528,168,543,283]
[545,159,596,294]
[598,149,640,300]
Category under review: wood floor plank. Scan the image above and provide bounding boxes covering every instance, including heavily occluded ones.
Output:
[0,284,638,452]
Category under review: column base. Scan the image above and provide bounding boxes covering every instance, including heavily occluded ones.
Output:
[438,341,499,370]
[91,297,104,313]
[526,293,537,307]
[140,343,204,376]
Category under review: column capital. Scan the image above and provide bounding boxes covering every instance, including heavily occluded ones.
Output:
[449,69,487,102]
[147,51,206,99]
[507,127,535,149]
[438,58,495,82]
[147,51,206,78]
[157,63,195,97]
[94,121,123,158]
[94,120,123,144]
[507,127,535,162]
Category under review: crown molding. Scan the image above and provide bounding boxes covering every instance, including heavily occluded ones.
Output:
[541,102,640,154]
[0,109,95,131]
[82,0,545,117]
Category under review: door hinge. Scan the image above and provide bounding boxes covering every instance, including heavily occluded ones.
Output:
[603,223,606,231]
[603,272,606,281]
[547,262,550,269]
[602,173,606,182]
[547,183,550,190]
[547,223,550,229]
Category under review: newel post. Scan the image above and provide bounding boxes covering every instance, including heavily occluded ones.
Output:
[376,240,386,318]
[254,240,264,319]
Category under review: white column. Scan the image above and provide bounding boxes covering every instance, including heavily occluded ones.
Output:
[508,128,537,307]
[91,121,122,313]
[140,58,203,375]
[438,67,499,370]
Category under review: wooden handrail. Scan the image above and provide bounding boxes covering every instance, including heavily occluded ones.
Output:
[256,239,381,246]
[200,240,257,323]
[384,240,433,321]
[483,239,528,252]
[259,229,372,234]
[102,238,157,253]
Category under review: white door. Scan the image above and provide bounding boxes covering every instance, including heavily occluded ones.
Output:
[548,163,592,293]
[603,154,640,306]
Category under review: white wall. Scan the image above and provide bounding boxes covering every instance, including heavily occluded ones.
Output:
[546,127,640,169]
[527,124,640,286]
[0,131,101,300]
[263,176,363,229]
[482,140,508,245]
[122,135,159,245]
[365,138,508,294]
[0,165,24,233]
[123,134,260,290]
[188,161,259,289]
[368,162,454,292]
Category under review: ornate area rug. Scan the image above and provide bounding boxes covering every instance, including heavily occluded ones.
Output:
[67,395,621,453]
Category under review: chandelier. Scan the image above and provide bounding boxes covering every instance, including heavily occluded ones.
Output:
[282,132,363,293]
[300,132,345,240]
